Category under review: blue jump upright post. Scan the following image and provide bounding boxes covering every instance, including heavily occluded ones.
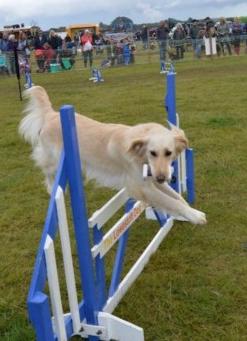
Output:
[165,67,179,194]
[60,106,99,341]
[164,65,195,203]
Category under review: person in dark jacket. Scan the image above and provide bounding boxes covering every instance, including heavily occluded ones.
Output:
[48,30,62,63]
[7,34,18,74]
[48,30,62,50]
[157,20,170,63]
[173,24,186,59]
[141,25,148,49]
[244,23,247,53]
[190,21,200,57]
[33,31,47,49]
[33,31,47,72]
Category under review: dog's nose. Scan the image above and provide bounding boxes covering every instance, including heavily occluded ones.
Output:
[156,175,166,184]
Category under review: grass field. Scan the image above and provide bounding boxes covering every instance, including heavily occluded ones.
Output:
[1,54,247,341]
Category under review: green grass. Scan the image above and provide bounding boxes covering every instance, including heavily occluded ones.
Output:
[1,54,247,341]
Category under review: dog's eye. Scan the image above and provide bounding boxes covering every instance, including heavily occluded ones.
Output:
[164,149,172,157]
[150,150,157,157]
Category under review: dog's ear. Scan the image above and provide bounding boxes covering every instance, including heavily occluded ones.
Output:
[169,124,188,155]
[127,138,148,158]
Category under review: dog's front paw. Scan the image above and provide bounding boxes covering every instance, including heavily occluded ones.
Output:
[187,208,207,225]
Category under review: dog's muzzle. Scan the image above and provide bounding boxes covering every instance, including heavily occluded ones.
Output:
[143,164,173,184]
[156,175,166,184]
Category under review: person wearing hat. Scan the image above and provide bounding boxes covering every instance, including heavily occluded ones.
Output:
[80,30,93,67]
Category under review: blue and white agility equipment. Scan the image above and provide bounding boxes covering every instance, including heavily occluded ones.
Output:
[145,65,194,220]
[24,65,33,89]
[27,66,195,340]
[165,66,194,203]
[160,62,175,75]
[19,57,33,89]
[89,68,104,83]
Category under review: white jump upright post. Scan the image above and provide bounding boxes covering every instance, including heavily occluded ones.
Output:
[27,66,195,340]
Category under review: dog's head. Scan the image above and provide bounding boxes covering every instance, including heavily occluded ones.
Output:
[128,124,188,184]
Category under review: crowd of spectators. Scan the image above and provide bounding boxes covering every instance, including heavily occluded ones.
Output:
[0,17,247,76]
[0,29,69,74]
[139,17,247,62]
[0,28,136,75]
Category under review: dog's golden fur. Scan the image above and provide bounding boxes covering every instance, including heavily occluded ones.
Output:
[19,86,206,225]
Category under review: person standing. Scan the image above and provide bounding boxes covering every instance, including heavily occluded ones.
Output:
[195,27,205,59]
[173,24,186,59]
[204,25,218,57]
[0,32,8,52]
[141,25,148,49]
[7,34,18,74]
[123,40,131,65]
[33,30,47,72]
[0,33,9,73]
[157,20,170,65]
[106,39,116,66]
[48,30,62,63]
[80,30,93,67]
[216,17,232,55]
[231,17,243,55]
[17,31,30,59]
[190,21,200,57]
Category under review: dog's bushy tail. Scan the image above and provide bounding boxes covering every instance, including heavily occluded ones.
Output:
[19,86,54,146]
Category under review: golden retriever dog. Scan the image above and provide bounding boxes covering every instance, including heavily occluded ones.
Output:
[19,86,206,225]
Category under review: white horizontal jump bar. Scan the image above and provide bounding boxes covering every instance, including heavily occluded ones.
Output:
[103,218,174,314]
[88,188,128,229]
[91,201,146,259]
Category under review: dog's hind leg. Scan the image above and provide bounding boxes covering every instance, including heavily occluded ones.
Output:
[32,141,59,194]
[44,174,54,194]
[141,183,206,225]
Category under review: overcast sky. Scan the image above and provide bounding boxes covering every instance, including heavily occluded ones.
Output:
[0,0,246,29]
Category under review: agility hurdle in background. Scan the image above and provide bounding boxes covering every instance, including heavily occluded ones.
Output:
[27,66,195,340]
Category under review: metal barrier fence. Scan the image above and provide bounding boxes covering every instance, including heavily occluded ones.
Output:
[1,35,247,76]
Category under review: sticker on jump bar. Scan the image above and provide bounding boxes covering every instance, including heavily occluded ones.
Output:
[93,201,146,258]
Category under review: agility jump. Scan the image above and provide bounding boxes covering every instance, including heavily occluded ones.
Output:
[27,67,195,340]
